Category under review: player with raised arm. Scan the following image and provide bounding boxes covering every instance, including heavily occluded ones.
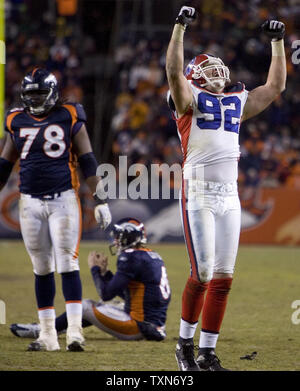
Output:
[0,68,111,352]
[166,7,286,371]
[10,218,171,342]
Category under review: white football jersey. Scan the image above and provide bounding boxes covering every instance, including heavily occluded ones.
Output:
[172,81,248,182]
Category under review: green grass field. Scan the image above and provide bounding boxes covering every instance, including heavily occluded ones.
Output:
[1,240,300,371]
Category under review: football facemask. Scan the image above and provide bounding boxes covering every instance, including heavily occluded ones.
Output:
[185,54,230,90]
[21,68,59,115]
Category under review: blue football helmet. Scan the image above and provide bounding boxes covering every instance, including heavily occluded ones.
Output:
[21,68,59,115]
[109,218,147,255]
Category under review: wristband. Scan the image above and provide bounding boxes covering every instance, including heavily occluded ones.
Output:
[175,14,188,28]
[271,39,285,56]
[93,192,106,205]
[78,152,98,179]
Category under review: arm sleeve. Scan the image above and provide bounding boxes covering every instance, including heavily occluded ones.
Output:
[4,109,22,134]
[91,266,113,298]
[77,152,98,179]
[90,266,130,301]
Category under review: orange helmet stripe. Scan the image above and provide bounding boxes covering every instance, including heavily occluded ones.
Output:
[31,67,39,77]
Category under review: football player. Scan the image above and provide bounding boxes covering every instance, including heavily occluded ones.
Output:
[10,218,171,342]
[0,68,112,352]
[166,7,286,370]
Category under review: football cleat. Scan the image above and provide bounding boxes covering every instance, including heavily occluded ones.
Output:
[67,340,85,352]
[196,350,230,371]
[10,323,41,339]
[27,335,60,351]
[66,328,85,352]
[27,340,47,351]
[175,340,200,371]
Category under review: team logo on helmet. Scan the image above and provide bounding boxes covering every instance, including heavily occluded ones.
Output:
[109,217,147,255]
[184,57,196,79]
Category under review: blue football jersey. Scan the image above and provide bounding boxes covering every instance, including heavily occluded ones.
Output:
[117,248,171,326]
[5,103,86,196]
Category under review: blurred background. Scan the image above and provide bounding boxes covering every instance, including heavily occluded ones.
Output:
[1,0,300,244]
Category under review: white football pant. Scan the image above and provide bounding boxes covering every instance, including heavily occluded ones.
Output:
[82,299,143,341]
[181,180,241,282]
[19,189,82,275]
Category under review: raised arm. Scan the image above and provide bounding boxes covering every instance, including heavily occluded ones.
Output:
[88,251,127,301]
[242,20,286,121]
[166,6,196,117]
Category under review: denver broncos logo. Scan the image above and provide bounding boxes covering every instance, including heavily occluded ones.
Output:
[275,214,300,244]
[239,186,273,230]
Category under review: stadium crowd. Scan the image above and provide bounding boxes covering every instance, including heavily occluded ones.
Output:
[5,1,83,109]
[3,0,300,193]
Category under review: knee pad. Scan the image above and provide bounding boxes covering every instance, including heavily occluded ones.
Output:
[57,259,80,274]
[33,261,55,276]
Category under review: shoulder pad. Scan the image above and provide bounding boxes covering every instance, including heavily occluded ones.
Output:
[118,250,134,262]
[62,102,87,123]
[74,103,87,122]
[223,82,245,93]
[118,254,129,262]
[5,108,24,133]
[147,251,162,260]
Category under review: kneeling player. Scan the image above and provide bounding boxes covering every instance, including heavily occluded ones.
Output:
[11,218,171,341]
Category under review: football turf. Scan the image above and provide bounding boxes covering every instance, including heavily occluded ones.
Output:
[0,240,300,371]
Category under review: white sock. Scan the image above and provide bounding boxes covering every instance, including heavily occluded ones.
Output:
[179,319,198,339]
[199,330,219,349]
[38,308,56,336]
[38,308,55,320]
[66,302,82,330]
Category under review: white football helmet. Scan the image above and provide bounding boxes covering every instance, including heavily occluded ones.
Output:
[185,54,230,90]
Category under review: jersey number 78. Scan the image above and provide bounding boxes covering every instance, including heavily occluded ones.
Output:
[20,125,66,159]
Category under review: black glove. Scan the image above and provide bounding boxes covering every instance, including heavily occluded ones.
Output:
[175,6,196,28]
[261,20,285,41]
